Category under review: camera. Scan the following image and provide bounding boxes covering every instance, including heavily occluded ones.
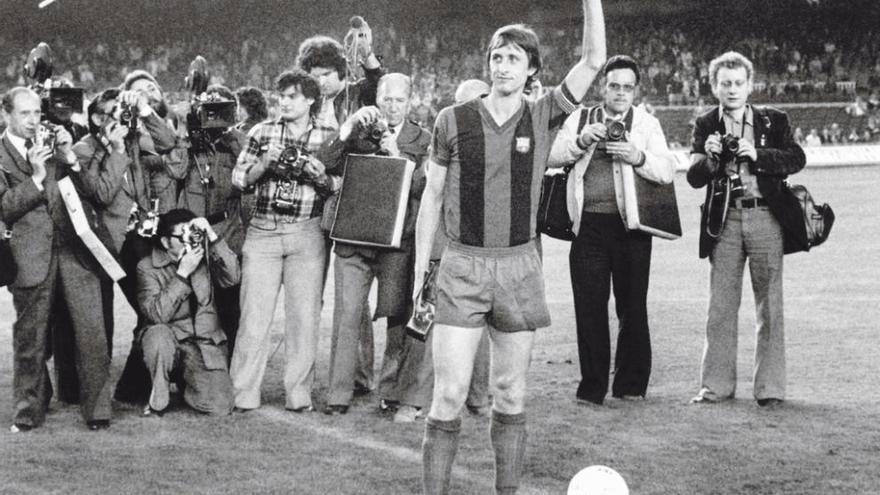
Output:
[605,120,627,142]
[719,134,740,164]
[184,56,237,152]
[358,118,389,147]
[271,146,311,182]
[271,179,299,214]
[36,124,57,152]
[134,199,161,238]
[23,42,85,126]
[180,222,207,252]
[118,103,138,131]
[406,261,439,341]
[728,173,744,199]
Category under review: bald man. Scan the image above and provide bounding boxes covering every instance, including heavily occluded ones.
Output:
[326,73,432,421]
[454,79,490,103]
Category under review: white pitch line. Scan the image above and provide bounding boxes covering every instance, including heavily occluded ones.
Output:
[255,408,549,495]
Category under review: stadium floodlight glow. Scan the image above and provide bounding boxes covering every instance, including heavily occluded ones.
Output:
[38,0,58,8]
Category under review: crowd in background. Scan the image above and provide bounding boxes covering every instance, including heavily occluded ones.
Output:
[3,1,880,142]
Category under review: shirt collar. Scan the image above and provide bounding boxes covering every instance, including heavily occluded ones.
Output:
[718,104,753,127]
[6,132,28,159]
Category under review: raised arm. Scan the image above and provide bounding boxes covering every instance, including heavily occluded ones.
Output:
[561,0,607,103]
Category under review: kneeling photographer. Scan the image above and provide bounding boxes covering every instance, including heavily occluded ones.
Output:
[228,70,343,413]
[178,73,248,357]
[325,73,432,421]
[137,209,240,416]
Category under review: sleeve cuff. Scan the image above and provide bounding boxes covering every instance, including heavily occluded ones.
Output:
[555,83,579,114]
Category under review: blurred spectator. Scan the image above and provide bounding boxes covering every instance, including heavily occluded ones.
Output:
[804,128,822,147]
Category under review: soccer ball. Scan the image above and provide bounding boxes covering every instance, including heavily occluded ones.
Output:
[567,465,629,495]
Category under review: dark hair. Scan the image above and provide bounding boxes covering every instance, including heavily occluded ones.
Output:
[206,84,235,102]
[87,88,120,137]
[603,55,641,85]
[276,70,322,118]
[486,24,542,87]
[2,87,39,113]
[236,86,268,122]
[296,35,347,77]
[156,208,197,245]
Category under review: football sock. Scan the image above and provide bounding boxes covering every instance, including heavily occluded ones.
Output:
[491,410,527,495]
[422,416,461,495]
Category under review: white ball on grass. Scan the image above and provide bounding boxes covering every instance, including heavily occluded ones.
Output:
[567,465,629,495]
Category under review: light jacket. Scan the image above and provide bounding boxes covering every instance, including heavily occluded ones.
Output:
[548,105,676,237]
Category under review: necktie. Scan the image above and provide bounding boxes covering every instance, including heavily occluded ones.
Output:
[23,138,33,165]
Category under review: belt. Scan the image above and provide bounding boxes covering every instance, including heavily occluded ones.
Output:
[729,197,768,209]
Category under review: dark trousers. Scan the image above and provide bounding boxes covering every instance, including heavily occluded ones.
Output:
[570,212,652,403]
[11,245,112,426]
[113,234,154,403]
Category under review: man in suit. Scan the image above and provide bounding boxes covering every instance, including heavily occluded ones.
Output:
[73,86,177,405]
[687,51,808,407]
[325,73,432,420]
[0,87,113,432]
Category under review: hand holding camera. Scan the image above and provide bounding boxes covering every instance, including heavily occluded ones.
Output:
[119,89,151,118]
[176,244,205,278]
[578,122,607,148]
[27,145,52,185]
[105,122,129,153]
[188,217,218,243]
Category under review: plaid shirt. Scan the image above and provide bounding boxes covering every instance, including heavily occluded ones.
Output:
[233,117,339,224]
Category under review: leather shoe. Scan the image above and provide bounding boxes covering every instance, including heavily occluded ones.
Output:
[10,423,34,433]
[288,404,315,413]
[379,399,399,412]
[87,420,110,431]
[757,398,784,408]
[142,405,166,417]
[323,404,349,416]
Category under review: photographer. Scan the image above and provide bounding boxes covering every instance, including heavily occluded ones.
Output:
[1,87,112,432]
[547,55,675,405]
[687,51,807,407]
[325,73,432,420]
[296,26,385,393]
[235,86,268,135]
[122,70,188,216]
[178,84,248,356]
[137,209,239,416]
[73,86,177,404]
[229,70,342,413]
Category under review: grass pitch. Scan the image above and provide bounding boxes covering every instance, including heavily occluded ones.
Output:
[1,166,878,494]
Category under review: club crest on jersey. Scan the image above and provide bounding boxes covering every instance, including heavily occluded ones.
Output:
[515,137,531,154]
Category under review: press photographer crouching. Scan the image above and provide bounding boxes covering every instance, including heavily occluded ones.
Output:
[229,70,343,412]
[179,80,247,357]
[326,73,432,420]
[73,86,177,404]
[137,209,240,416]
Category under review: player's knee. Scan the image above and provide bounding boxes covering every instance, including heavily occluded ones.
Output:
[433,380,469,411]
[493,374,527,412]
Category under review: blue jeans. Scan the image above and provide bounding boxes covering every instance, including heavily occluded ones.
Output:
[230,217,327,410]
[699,207,786,400]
